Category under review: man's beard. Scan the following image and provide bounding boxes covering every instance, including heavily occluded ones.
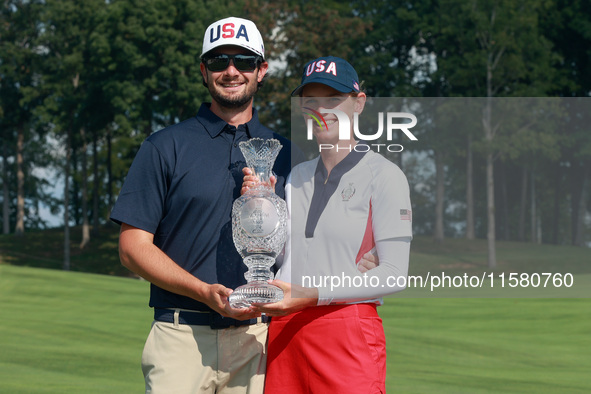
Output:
[209,79,258,109]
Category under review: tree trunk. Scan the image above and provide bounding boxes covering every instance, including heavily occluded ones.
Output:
[466,135,475,240]
[500,161,509,240]
[537,211,542,245]
[486,152,496,269]
[2,142,9,235]
[71,145,80,225]
[79,128,90,249]
[92,131,100,235]
[570,162,582,246]
[530,170,536,243]
[434,150,445,242]
[574,160,590,247]
[484,95,496,269]
[64,128,71,271]
[15,126,25,236]
[551,164,561,244]
[107,129,113,220]
[518,167,527,241]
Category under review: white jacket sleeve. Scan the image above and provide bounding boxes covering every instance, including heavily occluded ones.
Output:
[316,236,410,305]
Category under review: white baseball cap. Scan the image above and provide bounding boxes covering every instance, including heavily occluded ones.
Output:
[201,17,265,59]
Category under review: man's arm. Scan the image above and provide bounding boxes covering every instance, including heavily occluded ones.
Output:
[118,223,259,320]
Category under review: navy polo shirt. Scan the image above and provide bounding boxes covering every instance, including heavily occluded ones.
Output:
[111,103,297,311]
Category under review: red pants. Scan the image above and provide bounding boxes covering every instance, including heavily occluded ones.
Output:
[265,304,386,394]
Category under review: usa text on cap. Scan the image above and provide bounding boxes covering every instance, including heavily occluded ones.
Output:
[291,56,360,96]
[201,17,265,59]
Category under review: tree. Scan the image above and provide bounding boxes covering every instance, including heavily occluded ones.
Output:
[541,0,591,246]
[1,140,10,234]
[93,0,240,210]
[38,0,108,266]
[0,0,44,236]
[423,0,560,266]
[244,0,369,136]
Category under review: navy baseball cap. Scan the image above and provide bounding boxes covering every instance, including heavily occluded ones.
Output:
[291,56,360,96]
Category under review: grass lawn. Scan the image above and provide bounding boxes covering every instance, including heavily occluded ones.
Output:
[1,229,590,392]
[382,297,591,393]
[0,264,151,393]
[1,264,590,393]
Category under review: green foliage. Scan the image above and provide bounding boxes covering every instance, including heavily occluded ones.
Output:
[0,1,58,230]
[349,0,430,97]
[0,0,44,128]
[0,0,590,245]
[244,0,370,135]
[426,0,560,97]
[94,0,220,134]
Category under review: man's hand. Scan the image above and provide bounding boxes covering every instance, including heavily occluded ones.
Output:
[358,251,379,273]
[241,167,277,195]
[202,283,261,320]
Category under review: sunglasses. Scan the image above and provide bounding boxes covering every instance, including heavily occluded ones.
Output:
[203,54,262,72]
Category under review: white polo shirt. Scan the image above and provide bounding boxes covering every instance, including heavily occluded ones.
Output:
[277,148,412,305]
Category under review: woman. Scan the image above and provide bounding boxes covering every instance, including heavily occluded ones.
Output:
[247,56,412,393]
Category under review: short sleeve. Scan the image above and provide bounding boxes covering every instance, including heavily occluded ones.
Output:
[371,161,412,241]
[110,140,170,234]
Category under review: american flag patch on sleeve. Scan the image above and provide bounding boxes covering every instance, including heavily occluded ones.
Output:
[400,209,412,221]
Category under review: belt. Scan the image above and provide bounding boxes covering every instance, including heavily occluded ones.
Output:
[154,308,270,329]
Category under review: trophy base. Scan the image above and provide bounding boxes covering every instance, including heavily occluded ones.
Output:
[228,282,284,309]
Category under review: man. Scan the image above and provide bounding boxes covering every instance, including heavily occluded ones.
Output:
[110,17,296,394]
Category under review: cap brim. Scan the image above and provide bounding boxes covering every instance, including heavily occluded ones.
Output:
[291,77,356,96]
[201,44,264,60]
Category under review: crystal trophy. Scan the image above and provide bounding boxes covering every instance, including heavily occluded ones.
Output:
[228,138,287,308]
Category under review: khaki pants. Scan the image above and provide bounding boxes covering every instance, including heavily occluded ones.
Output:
[141,320,268,394]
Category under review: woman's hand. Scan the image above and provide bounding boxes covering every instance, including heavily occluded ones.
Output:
[252,280,318,317]
[358,251,379,273]
[241,167,277,195]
